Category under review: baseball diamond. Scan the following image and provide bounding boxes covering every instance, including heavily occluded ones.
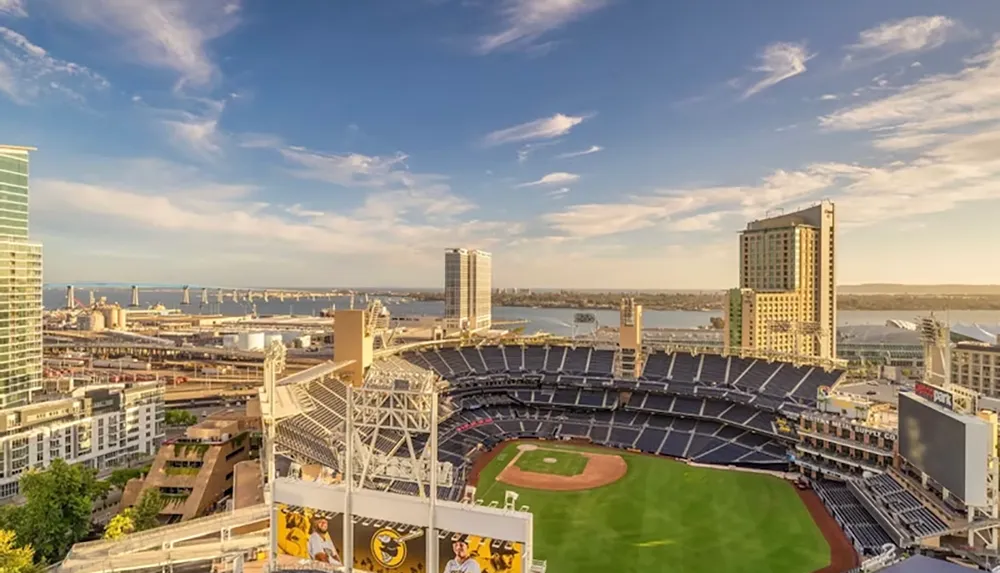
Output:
[470,440,833,573]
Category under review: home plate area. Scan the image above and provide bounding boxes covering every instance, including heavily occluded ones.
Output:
[496,443,627,491]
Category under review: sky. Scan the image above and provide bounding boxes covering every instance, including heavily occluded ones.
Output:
[3,0,1000,289]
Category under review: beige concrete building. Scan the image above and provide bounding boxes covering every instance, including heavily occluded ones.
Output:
[444,248,492,331]
[951,342,1000,398]
[123,412,255,524]
[723,201,837,360]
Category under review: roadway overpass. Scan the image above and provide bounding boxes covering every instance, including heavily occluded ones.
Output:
[61,504,270,573]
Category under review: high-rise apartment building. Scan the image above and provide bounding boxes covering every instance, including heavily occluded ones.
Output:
[723,201,836,361]
[444,248,492,331]
[0,145,42,407]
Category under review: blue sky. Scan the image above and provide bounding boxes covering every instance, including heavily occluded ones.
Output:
[3,0,1000,288]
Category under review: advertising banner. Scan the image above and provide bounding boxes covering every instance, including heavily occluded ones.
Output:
[352,520,426,572]
[439,532,524,573]
[914,382,954,410]
[276,504,345,567]
[573,313,597,325]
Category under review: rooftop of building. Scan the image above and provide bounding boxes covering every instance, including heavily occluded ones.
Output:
[0,145,36,153]
[835,379,902,406]
[838,324,923,345]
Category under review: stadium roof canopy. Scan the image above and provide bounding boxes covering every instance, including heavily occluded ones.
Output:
[881,555,978,573]
[950,323,1000,344]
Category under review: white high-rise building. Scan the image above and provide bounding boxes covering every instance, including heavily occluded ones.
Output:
[0,145,42,408]
[444,248,492,331]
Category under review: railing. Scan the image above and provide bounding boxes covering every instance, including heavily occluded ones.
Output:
[68,504,270,558]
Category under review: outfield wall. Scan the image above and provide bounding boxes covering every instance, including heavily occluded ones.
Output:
[272,478,533,572]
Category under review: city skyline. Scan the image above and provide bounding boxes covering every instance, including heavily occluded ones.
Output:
[4,1,1000,288]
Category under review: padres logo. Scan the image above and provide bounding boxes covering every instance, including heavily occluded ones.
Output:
[370,528,407,569]
[817,385,831,401]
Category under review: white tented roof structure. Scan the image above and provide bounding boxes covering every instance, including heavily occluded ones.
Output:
[950,323,1000,345]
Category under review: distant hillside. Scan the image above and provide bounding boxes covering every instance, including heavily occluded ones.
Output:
[840,284,1000,295]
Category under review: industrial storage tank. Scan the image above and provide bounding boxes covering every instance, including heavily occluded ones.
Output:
[222,334,240,349]
[101,306,120,329]
[280,331,301,344]
[80,311,105,332]
[264,332,284,348]
[117,308,129,329]
[238,331,265,351]
[294,334,311,348]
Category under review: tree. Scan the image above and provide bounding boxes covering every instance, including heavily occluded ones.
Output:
[0,459,108,564]
[108,468,143,491]
[104,489,165,541]
[709,316,725,329]
[0,530,40,573]
[164,410,197,426]
[133,489,165,531]
[103,510,136,541]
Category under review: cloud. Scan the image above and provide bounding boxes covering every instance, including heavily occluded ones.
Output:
[554,145,603,159]
[477,0,608,54]
[157,97,227,156]
[516,172,580,187]
[820,39,1000,152]
[547,187,570,198]
[0,26,109,104]
[32,157,521,265]
[742,42,813,99]
[846,16,964,63]
[543,167,841,239]
[484,113,587,146]
[516,139,562,163]
[55,0,240,89]
[0,0,26,17]
[818,94,838,101]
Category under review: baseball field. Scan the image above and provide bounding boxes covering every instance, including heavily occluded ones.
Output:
[471,440,847,573]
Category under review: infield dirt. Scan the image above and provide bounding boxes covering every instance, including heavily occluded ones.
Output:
[496,443,627,491]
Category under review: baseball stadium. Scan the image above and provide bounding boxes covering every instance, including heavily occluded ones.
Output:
[58,304,1000,573]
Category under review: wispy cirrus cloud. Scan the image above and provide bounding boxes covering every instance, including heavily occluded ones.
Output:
[0,26,109,104]
[516,172,579,188]
[0,0,26,17]
[845,16,967,65]
[484,113,589,146]
[554,145,602,159]
[54,0,241,89]
[477,0,608,55]
[741,41,813,99]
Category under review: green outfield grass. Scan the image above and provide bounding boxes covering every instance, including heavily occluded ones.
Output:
[514,448,589,476]
[476,442,829,573]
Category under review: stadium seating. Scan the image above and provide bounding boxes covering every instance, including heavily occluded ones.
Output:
[848,473,950,543]
[402,345,845,407]
[813,480,894,555]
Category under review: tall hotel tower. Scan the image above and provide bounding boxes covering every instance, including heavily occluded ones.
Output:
[0,145,42,408]
[723,201,836,361]
[444,248,492,331]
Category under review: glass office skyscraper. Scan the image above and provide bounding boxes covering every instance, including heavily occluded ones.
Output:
[0,146,42,408]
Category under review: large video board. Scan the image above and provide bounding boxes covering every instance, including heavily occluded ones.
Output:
[276,504,345,567]
[272,479,533,572]
[898,392,990,506]
[438,532,524,573]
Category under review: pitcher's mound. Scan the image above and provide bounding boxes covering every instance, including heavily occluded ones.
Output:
[543,457,558,464]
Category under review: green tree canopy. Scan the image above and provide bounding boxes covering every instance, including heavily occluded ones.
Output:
[104,489,165,541]
[107,468,143,491]
[0,530,41,573]
[0,459,108,564]
[164,410,198,426]
[133,489,165,531]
